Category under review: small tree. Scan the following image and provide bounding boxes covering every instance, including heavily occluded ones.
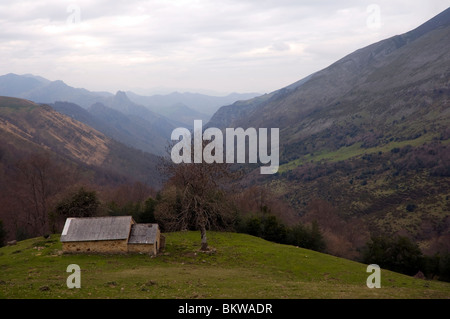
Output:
[14,152,68,236]
[362,235,424,276]
[287,221,326,252]
[55,187,100,224]
[309,220,326,252]
[262,215,287,244]
[136,197,157,223]
[241,216,263,237]
[156,141,235,251]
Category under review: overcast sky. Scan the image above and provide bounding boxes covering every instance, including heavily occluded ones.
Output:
[0,1,448,95]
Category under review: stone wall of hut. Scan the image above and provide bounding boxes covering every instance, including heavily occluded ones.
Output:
[62,239,128,254]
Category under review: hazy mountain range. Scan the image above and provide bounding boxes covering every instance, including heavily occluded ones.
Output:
[0,73,259,125]
[0,73,259,155]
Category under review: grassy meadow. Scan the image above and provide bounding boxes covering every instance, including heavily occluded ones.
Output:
[0,232,449,299]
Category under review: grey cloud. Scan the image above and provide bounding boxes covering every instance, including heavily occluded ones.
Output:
[1,0,448,94]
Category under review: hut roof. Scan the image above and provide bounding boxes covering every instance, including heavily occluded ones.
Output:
[128,224,159,244]
[60,216,133,242]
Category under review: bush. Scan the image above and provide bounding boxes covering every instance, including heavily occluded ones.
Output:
[237,215,287,243]
[362,236,425,276]
[425,253,450,282]
[438,253,450,282]
[55,187,100,218]
[262,215,287,243]
[237,214,326,253]
[240,217,263,237]
[136,197,157,223]
[287,221,326,252]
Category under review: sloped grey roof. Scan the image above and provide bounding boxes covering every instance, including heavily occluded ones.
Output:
[60,216,133,242]
[128,224,159,244]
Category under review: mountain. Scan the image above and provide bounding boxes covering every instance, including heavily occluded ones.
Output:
[0,73,112,108]
[0,73,259,123]
[0,73,45,97]
[51,101,167,156]
[209,8,450,247]
[211,8,450,133]
[103,91,180,129]
[20,74,51,84]
[0,96,163,188]
[0,74,259,153]
[88,102,171,156]
[207,74,314,129]
[0,76,180,155]
[48,90,179,156]
[211,6,450,165]
[127,91,261,119]
[145,102,210,127]
[50,101,104,132]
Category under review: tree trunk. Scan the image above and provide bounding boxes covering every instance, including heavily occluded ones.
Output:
[200,225,208,251]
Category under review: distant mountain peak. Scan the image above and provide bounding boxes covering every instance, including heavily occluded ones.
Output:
[21,74,51,84]
[114,90,131,102]
[115,90,127,96]
[50,80,67,86]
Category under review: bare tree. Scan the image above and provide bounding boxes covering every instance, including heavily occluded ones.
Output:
[156,141,235,251]
[13,153,69,236]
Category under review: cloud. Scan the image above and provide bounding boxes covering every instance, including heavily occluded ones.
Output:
[0,0,448,94]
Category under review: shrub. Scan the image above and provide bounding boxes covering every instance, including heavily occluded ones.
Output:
[240,216,263,237]
[55,187,100,218]
[362,236,425,276]
[237,214,326,253]
[286,221,326,252]
[262,215,287,243]
[438,253,450,282]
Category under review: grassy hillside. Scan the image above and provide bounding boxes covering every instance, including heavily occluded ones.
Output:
[1,232,449,299]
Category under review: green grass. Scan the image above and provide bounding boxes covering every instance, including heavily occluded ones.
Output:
[1,232,449,299]
[279,132,439,173]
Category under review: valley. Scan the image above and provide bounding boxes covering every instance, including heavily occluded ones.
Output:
[0,5,449,298]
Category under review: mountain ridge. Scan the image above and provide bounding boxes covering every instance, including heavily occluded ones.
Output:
[209,7,450,249]
[0,96,163,188]
[0,73,259,121]
[0,73,260,154]
[208,7,450,132]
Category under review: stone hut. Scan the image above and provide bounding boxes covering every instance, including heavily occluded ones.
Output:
[128,223,161,255]
[60,216,163,255]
